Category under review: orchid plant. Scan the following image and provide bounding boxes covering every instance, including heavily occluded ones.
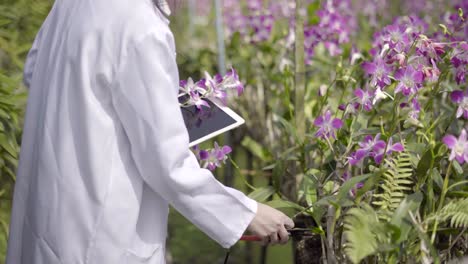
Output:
[177,0,468,263]
[179,68,243,171]
[178,67,244,109]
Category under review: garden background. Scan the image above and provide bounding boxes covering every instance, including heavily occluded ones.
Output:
[0,0,467,263]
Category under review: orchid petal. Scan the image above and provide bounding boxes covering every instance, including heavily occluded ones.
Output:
[362,62,376,74]
[374,140,387,149]
[413,71,424,83]
[332,118,343,129]
[374,154,384,164]
[314,116,324,126]
[355,149,368,160]
[451,91,464,103]
[199,150,210,160]
[222,146,232,155]
[443,135,458,148]
[354,88,364,98]
[390,143,404,152]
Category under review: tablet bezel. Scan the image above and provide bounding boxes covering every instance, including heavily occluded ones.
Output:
[178,95,245,147]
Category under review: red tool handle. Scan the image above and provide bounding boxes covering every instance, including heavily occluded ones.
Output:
[240,235,262,241]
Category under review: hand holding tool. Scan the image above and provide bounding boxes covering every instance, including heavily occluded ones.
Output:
[240,228,314,242]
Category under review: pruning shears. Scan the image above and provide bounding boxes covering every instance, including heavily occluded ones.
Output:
[240,228,314,242]
[223,229,315,264]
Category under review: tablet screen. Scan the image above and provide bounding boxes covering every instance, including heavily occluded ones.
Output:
[179,96,238,144]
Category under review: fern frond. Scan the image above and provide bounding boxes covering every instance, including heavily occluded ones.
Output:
[372,151,414,217]
[428,198,468,228]
[344,205,381,264]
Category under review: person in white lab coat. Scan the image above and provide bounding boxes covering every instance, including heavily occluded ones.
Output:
[5,0,294,263]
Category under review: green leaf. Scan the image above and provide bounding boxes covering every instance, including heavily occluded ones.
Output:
[248,186,275,202]
[0,134,17,158]
[407,143,427,155]
[390,192,423,243]
[262,163,275,171]
[275,115,299,143]
[266,199,304,211]
[448,191,468,198]
[309,226,325,235]
[448,180,468,192]
[452,160,464,176]
[323,180,335,195]
[306,1,321,25]
[0,19,11,27]
[241,136,271,162]
[272,160,285,192]
[432,169,443,189]
[354,127,381,137]
[306,187,317,208]
[416,148,433,184]
[337,173,373,203]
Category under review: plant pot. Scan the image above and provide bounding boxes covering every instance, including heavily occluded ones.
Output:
[293,214,322,264]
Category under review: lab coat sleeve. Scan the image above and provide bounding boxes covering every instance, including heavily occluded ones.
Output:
[110,31,257,248]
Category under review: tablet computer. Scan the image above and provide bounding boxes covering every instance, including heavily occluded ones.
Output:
[178,95,245,147]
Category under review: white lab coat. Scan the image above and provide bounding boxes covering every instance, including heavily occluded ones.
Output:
[6,0,257,263]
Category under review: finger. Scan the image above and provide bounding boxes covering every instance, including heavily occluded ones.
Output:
[284,217,295,229]
[261,236,270,246]
[269,232,279,245]
[278,225,289,244]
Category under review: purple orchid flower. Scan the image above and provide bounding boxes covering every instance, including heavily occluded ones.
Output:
[422,60,441,84]
[362,57,392,88]
[354,88,374,111]
[416,36,445,60]
[313,110,344,140]
[249,13,275,43]
[348,134,386,166]
[451,43,468,69]
[394,66,424,96]
[443,129,468,164]
[246,0,263,11]
[348,151,362,166]
[408,98,421,121]
[383,24,410,50]
[451,89,468,119]
[373,138,405,164]
[338,102,360,117]
[198,142,233,171]
[200,76,227,106]
[301,0,355,60]
[179,78,207,97]
[198,69,246,106]
[358,134,387,159]
[451,43,468,85]
[188,91,210,110]
[455,66,466,85]
[389,45,407,66]
[222,67,244,96]
[402,15,428,37]
[179,67,245,110]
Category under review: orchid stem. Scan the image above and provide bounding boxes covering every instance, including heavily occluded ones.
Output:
[229,157,256,191]
[431,160,453,243]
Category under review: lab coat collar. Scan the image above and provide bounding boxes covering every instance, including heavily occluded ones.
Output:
[156,0,171,17]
